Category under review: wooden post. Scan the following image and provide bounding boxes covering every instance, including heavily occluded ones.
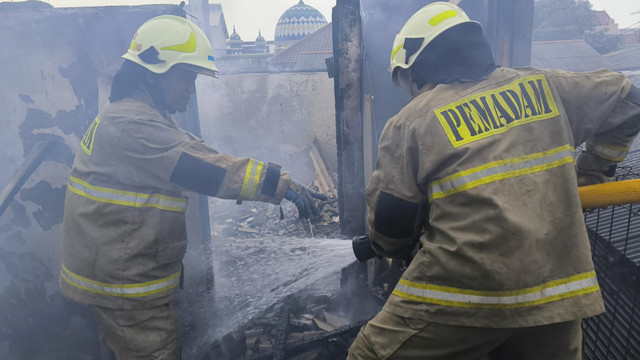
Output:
[332,0,366,237]
[363,93,374,187]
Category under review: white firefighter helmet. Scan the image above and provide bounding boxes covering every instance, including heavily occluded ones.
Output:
[390,2,482,86]
[122,15,218,77]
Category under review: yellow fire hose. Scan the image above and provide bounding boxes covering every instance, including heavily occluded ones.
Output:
[353,179,640,262]
[579,179,640,209]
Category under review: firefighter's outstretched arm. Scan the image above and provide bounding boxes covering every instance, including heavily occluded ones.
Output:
[546,70,640,186]
[169,140,325,217]
[578,85,640,186]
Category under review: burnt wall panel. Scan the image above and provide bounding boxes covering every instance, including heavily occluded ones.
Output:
[0,4,191,359]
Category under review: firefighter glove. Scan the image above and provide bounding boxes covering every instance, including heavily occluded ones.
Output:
[577,165,616,187]
[284,180,327,219]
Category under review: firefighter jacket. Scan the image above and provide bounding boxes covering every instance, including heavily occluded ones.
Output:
[60,89,291,309]
[367,67,640,328]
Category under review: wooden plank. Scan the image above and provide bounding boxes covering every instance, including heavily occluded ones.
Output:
[332,0,366,237]
[309,143,338,198]
[363,93,374,188]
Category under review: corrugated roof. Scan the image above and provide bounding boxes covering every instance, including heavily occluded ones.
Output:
[604,44,640,71]
[531,39,614,72]
[270,22,332,65]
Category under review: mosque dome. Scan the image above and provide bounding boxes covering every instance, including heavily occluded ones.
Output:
[274,0,328,42]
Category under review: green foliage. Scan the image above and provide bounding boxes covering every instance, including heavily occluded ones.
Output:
[533,0,623,54]
[533,0,594,41]
[585,31,624,54]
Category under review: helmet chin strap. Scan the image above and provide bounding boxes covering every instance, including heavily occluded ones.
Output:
[144,72,176,115]
[396,68,420,97]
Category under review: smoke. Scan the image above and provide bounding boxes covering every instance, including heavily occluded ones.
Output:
[360,0,428,142]
[195,72,337,186]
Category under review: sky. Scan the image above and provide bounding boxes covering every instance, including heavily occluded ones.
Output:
[589,0,640,28]
[4,0,639,39]
[5,0,335,41]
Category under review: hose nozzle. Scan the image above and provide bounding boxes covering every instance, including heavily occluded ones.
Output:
[352,235,376,262]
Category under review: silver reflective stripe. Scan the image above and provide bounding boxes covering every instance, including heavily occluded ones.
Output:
[393,271,600,309]
[429,145,574,202]
[68,176,188,212]
[61,263,180,297]
[590,143,629,162]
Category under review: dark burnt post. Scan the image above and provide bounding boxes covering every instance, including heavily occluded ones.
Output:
[332,0,366,237]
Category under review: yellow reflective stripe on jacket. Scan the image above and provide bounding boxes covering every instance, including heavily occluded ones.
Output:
[429,145,575,202]
[81,117,100,156]
[239,159,264,200]
[590,143,630,162]
[393,271,599,309]
[68,176,188,212]
[60,263,180,298]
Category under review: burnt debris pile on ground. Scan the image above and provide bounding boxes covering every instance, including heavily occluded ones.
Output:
[210,195,341,239]
[209,287,375,360]
[209,142,341,239]
[204,143,387,359]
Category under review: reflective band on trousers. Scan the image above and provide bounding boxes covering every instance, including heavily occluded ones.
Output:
[239,159,264,200]
[68,176,188,212]
[393,271,600,309]
[429,145,575,202]
[590,143,629,162]
[60,263,180,297]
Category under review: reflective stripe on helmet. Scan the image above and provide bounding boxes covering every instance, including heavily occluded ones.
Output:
[429,10,458,26]
[161,32,196,53]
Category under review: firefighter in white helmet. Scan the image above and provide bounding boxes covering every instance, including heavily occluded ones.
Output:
[348,2,640,359]
[59,15,325,359]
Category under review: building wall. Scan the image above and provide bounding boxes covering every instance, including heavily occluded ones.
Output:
[196,72,337,187]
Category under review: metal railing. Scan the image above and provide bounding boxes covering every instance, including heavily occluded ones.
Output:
[583,162,640,360]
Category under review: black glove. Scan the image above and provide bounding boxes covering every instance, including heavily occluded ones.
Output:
[284,180,328,219]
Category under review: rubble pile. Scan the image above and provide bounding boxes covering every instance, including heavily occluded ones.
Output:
[209,143,342,239]
[210,290,370,360]
[209,196,341,239]
[205,144,382,359]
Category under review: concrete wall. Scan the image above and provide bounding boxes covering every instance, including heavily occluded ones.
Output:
[196,72,337,187]
[0,4,188,359]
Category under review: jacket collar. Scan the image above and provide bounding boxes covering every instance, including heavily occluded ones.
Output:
[128,87,182,130]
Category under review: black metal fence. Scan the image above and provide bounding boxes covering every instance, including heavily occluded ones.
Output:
[583,160,640,360]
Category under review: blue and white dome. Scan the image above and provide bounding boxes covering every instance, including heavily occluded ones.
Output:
[274,0,328,42]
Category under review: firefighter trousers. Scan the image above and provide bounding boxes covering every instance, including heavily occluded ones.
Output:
[347,310,582,360]
[93,303,181,360]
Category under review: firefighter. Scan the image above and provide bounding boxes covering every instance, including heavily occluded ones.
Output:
[59,15,325,359]
[348,2,640,359]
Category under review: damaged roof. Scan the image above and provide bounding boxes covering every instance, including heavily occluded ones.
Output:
[270,23,332,71]
[604,44,640,72]
[531,39,613,72]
